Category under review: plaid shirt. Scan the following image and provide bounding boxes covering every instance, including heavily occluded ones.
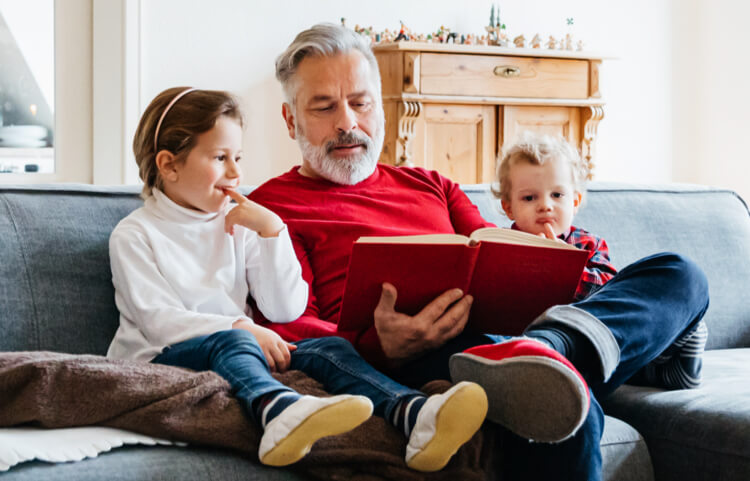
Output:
[512,223,618,301]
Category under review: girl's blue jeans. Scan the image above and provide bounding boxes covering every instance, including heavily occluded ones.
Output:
[153,333,421,425]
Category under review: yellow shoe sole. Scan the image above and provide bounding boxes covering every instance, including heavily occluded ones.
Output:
[407,383,488,472]
[260,397,372,467]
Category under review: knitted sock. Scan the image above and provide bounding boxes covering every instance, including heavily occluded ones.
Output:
[525,323,595,378]
[391,395,427,437]
[253,391,302,428]
[632,320,708,390]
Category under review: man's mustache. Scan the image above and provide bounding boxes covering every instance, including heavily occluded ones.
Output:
[325,131,371,154]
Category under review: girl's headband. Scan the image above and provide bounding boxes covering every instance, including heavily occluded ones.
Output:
[153,87,197,152]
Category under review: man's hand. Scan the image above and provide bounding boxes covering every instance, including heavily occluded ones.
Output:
[233,319,297,372]
[373,282,472,365]
[223,188,284,237]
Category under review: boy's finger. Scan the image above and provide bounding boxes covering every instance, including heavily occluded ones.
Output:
[544,223,556,239]
[287,343,298,351]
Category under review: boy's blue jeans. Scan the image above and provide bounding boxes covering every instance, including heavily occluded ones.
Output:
[387,252,709,481]
[153,333,420,425]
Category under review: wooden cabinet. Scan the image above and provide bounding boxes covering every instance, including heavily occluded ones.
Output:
[373,43,606,183]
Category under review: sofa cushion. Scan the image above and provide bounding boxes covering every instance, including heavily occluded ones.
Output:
[0,445,307,481]
[463,182,750,350]
[601,415,654,481]
[603,349,750,481]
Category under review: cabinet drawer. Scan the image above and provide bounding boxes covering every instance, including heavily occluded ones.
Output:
[420,53,589,99]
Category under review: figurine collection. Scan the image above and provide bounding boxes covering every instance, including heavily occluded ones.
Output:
[342,4,585,51]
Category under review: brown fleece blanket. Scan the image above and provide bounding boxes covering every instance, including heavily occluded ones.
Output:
[0,351,494,480]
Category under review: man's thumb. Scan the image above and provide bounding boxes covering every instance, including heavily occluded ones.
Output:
[377,282,398,311]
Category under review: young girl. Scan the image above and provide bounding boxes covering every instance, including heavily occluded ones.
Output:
[494,131,708,390]
[106,86,487,471]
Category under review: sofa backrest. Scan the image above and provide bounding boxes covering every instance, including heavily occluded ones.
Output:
[2,182,749,354]
[0,185,142,354]
[465,182,750,350]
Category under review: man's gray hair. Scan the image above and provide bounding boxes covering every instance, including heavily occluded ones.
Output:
[275,23,382,105]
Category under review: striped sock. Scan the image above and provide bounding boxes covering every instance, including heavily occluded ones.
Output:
[254,391,302,428]
[634,320,708,390]
[391,395,427,437]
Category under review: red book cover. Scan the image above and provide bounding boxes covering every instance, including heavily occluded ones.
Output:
[337,229,589,334]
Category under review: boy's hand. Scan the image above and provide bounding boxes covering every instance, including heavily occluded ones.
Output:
[232,319,297,372]
[223,188,284,237]
[540,223,567,244]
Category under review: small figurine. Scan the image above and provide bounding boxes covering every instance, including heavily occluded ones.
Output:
[479,34,488,46]
[394,21,409,41]
[498,32,509,47]
[576,40,584,51]
[564,33,573,50]
[464,33,473,45]
[547,35,557,49]
[513,34,526,48]
[531,34,542,49]
[340,17,346,27]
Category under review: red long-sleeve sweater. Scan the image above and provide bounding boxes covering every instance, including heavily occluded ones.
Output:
[248,165,493,365]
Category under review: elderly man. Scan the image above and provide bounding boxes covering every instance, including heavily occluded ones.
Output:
[249,24,709,480]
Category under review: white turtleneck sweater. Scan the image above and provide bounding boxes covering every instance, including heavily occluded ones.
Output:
[106,189,308,362]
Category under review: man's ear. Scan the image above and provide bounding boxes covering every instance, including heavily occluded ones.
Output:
[573,191,583,213]
[282,103,296,140]
[501,199,514,219]
[155,150,179,183]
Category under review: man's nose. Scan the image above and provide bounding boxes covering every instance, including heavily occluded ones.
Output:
[335,104,358,133]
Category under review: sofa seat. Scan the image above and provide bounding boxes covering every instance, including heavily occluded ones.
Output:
[603,349,750,481]
[1,415,650,481]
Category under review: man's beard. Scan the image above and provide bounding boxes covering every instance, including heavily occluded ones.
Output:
[296,120,384,186]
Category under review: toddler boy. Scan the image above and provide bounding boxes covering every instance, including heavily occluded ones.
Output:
[494,132,707,390]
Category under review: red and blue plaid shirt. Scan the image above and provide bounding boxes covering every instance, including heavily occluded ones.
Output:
[512,223,618,301]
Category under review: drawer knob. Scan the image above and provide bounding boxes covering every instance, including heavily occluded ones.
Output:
[494,65,521,78]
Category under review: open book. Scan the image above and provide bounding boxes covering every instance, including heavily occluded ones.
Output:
[337,227,589,335]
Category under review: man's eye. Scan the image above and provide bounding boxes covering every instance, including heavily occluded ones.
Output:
[316,105,334,112]
[215,155,226,161]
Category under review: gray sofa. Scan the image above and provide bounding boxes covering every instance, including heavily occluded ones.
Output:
[1,181,749,480]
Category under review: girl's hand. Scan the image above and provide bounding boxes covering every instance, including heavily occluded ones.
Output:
[223,188,284,237]
[232,319,297,372]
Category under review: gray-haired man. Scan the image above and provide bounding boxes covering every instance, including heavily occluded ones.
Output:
[249,23,709,480]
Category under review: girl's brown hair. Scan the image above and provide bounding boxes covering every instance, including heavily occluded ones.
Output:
[133,87,244,198]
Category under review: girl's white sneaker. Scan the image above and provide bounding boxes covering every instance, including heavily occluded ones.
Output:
[258,394,373,466]
[405,381,488,472]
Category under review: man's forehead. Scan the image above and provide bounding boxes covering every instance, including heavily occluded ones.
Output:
[295,51,377,100]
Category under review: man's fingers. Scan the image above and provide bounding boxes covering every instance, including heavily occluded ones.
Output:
[418,288,465,321]
[434,294,472,337]
[223,188,246,204]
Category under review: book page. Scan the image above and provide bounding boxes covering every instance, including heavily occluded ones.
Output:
[356,233,470,245]
[469,227,580,250]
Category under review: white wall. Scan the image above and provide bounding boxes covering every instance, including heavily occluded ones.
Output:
[672,0,750,201]
[139,0,675,186]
